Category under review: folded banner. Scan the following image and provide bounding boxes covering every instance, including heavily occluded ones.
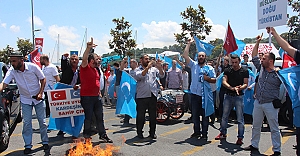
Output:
[48,83,84,137]
[116,71,137,118]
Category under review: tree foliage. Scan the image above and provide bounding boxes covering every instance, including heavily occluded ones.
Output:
[288,0,300,40]
[108,17,137,58]
[174,5,212,58]
[0,45,13,64]
[17,38,33,57]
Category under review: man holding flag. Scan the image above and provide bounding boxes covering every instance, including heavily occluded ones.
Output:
[183,39,216,140]
[267,26,300,156]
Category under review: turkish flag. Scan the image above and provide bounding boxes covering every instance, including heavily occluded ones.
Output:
[50,90,67,101]
[282,53,297,68]
[104,64,111,80]
[223,22,238,54]
[29,49,41,68]
[35,38,43,52]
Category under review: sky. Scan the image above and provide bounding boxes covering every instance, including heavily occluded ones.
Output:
[0,0,296,63]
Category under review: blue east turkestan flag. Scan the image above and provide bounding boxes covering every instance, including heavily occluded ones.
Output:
[193,36,215,57]
[216,72,224,91]
[244,89,255,115]
[278,65,300,127]
[116,71,137,118]
[224,38,246,56]
[48,83,84,137]
[278,65,300,109]
[108,76,116,99]
[163,56,182,70]
[70,89,80,99]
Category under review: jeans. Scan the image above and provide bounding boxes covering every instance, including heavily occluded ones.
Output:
[190,94,209,136]
[81,96,106,137]
[251,100,281,152]
[22,101,48,148]
[219,88,226,118]
[136,93,157,135]
[220,95,244,138]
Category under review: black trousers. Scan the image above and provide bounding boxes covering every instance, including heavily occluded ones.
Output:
[136,93,157,135]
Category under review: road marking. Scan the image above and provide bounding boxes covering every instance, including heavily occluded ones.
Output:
[182,146,204,156]
[263,130,293,155]
[160,126,189,137]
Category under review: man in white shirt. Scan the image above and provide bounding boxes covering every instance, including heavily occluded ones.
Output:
[40,54,60,117]
[0,51,49,154]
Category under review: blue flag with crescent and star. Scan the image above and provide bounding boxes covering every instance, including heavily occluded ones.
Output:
[278,65,300,127]
[48,83,84,137]
[116,71,137,118]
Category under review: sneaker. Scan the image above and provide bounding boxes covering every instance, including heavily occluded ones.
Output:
[24,148,31,154]
[190,133,201,138]
[200,135,208,140]
[236,138,243,145]
[137,134,144,139]
[271,151,281,156]
[148,134,157,139]
[57,130,65,135]
[243,145,259,151]
[100,134,113,143]
[215,133,227,140]
[42,144,49,151]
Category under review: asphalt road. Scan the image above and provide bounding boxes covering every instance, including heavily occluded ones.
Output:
[0,103,297,156]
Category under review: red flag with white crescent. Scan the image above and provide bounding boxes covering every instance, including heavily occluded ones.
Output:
[282,53,297,68]
[104,64,111,80]
[30,49,41,68]
[223,22,238,54]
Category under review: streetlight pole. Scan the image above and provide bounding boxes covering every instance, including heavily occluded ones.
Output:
[31,0,35,50]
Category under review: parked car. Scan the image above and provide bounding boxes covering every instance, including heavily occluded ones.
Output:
[0,62,22,153]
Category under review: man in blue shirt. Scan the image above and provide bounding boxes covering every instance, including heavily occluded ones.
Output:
[182,40,216,140]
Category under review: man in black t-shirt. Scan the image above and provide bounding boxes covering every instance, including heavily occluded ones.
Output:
[215,54,249,145]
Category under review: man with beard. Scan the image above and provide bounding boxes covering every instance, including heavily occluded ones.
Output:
[267,26,300,156]
[132,54,164,139]
[56,52,80,136]
[182,40,216,140]
[80,38,112,143]
[215,54,249,145]
[40,54,60,117]
[243,34,282,156]
[0,51,49,154]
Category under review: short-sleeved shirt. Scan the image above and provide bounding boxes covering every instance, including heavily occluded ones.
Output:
[3,62,45,105]
[188,60,216,96]
[295,49,300,64]
[224,66,249,95]
[80,64,100,96]
[42,63,59,91]
[133,66,164,98]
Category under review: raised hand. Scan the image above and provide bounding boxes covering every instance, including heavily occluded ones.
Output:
[87,37,98,49]
[266,27,276,35]
[256,33,263,42]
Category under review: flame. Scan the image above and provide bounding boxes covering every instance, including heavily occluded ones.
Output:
[67,138,118,156]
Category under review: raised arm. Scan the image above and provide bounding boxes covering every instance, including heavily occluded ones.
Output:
[183,40,193,65]
[81,37,96,68]
[252,34,263,58]
[267,27,297,58]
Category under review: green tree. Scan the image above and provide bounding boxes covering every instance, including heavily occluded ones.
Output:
[209,38,223,59]
[175,4,212,57]
[0,45,13,64]
[288,0,300,40]
[16,38,33,57]
[108,17,137,58]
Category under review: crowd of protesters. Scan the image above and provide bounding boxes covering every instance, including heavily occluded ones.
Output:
[1,27,300,156]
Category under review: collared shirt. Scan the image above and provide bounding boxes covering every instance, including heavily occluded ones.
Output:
[133,65,164,98]
[188,60,216,96]
[252,56,281,104]
[42,63,59,91]
[166,67,183,89]
[3,62,45,105]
